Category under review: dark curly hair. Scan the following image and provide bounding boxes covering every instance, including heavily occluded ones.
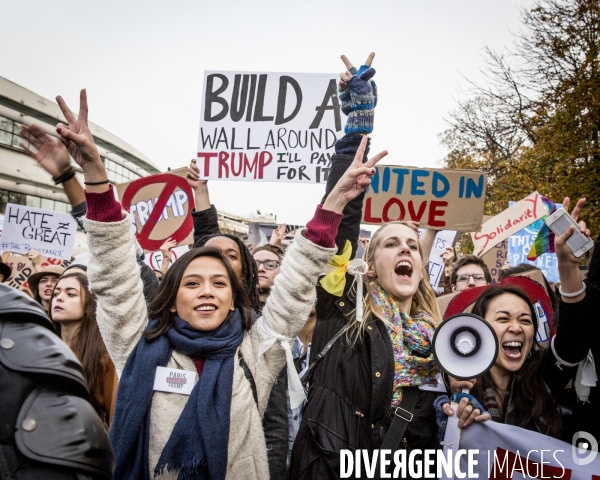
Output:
[195,233,261,313]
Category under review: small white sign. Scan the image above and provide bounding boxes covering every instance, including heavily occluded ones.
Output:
[0,204,77,261]
[419,373,447,393]
[143,245,189,271]
[153,366,197,395]
[419,229,457,289]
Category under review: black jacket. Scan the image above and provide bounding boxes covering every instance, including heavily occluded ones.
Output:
[289,143,442,480]
[553,234,600,442]
[0,284,114,479]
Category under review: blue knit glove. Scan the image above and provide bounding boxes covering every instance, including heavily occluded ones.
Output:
[339,64,377,135]
[433,393,490,443]
[434,395,451,443]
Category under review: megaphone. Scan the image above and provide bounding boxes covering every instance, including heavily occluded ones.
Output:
[432,313,498,381]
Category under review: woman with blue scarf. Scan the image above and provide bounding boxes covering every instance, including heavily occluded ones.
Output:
[40,88,387,480]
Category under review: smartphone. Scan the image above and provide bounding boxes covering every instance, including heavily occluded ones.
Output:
[545,208,594,257]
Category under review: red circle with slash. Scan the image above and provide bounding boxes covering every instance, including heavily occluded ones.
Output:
[121,174,195,251]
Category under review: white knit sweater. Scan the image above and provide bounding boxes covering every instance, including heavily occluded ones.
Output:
[83,214,335,480]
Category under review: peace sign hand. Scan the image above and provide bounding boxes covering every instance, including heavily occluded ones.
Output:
[55,89,103,175]
[322,136,387,213]
[339,52,375,87]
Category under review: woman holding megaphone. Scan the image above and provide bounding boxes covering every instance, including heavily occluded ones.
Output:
[440,198,591,440]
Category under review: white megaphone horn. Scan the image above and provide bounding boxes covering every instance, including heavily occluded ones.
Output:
[432,313,499,392]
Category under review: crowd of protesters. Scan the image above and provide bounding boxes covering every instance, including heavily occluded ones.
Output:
[0,52,598,479]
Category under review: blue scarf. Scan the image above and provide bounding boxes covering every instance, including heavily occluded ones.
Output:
[110,311,244,480]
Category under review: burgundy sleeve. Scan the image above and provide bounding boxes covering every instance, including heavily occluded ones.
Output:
[304,205,343,248]
[84,185,124,223]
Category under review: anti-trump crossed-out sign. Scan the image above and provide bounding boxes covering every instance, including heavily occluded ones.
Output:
[116,168,195,252]
[362,166,486,231]
[197,71,341,183]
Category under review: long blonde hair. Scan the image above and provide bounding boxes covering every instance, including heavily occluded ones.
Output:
[347,221,441,345]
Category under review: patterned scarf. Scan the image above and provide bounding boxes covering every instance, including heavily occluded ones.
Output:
[370,285,438,405]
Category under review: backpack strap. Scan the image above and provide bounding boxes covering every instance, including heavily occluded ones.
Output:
[300,324,349,390]
[380,387,420,451]
[238,350,258,407]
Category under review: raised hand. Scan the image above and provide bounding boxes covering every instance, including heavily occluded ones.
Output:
[269,223,287,247]
[159,237,178,262]
[555,197,590,266]
[55,90,102,170]
[186,158,208,190]
[338,53,377,135]
[26,250,42,268]
[19,124,71,178]
[323,136,387,213]
[339,53,375,86]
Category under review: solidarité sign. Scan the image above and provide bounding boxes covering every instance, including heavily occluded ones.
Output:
[471,191,546,257]
[117,168,195,251]
[197,71,341,183]
[362,166,486,231]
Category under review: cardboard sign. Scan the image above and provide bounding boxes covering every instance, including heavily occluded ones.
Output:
[471,191,545,257]
[117,168,195,252]
[0,204,78,260]
[481,239,508,284]
[197,71,342,183]
[143,245,189,271]
[5,253,71,292]
[362,166,486,231]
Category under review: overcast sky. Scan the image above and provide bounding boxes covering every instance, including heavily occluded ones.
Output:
[2,0,533,224]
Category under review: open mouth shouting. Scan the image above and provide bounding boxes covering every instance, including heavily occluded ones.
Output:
[394,261,413,279]
[502,341,523,359]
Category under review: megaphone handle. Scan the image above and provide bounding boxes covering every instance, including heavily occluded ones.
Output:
[462,387,469,394]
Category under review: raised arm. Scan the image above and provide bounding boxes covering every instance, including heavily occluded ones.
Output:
[54,89,148,376]
[248,139,384,410]
[187,158,222,244]
[321,53,384,259]
[552,197,594,364]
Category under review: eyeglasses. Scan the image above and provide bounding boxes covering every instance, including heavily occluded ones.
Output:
[255,260,281,270]
[456,274,487,283]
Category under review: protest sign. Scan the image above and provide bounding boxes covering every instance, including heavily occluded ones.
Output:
[418,229,458,289]
[72,250,90,267]
[5,253,71,292]
[472,191,546,257]
[362,166,486,231]
[143,245,189,271]
[481,239,508,284]
[117,168,195,252]
[428,230,458,289]
[197,71,341,183]
[0,204,77,260]
[441,414,599,480]
[508,214,560,283]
